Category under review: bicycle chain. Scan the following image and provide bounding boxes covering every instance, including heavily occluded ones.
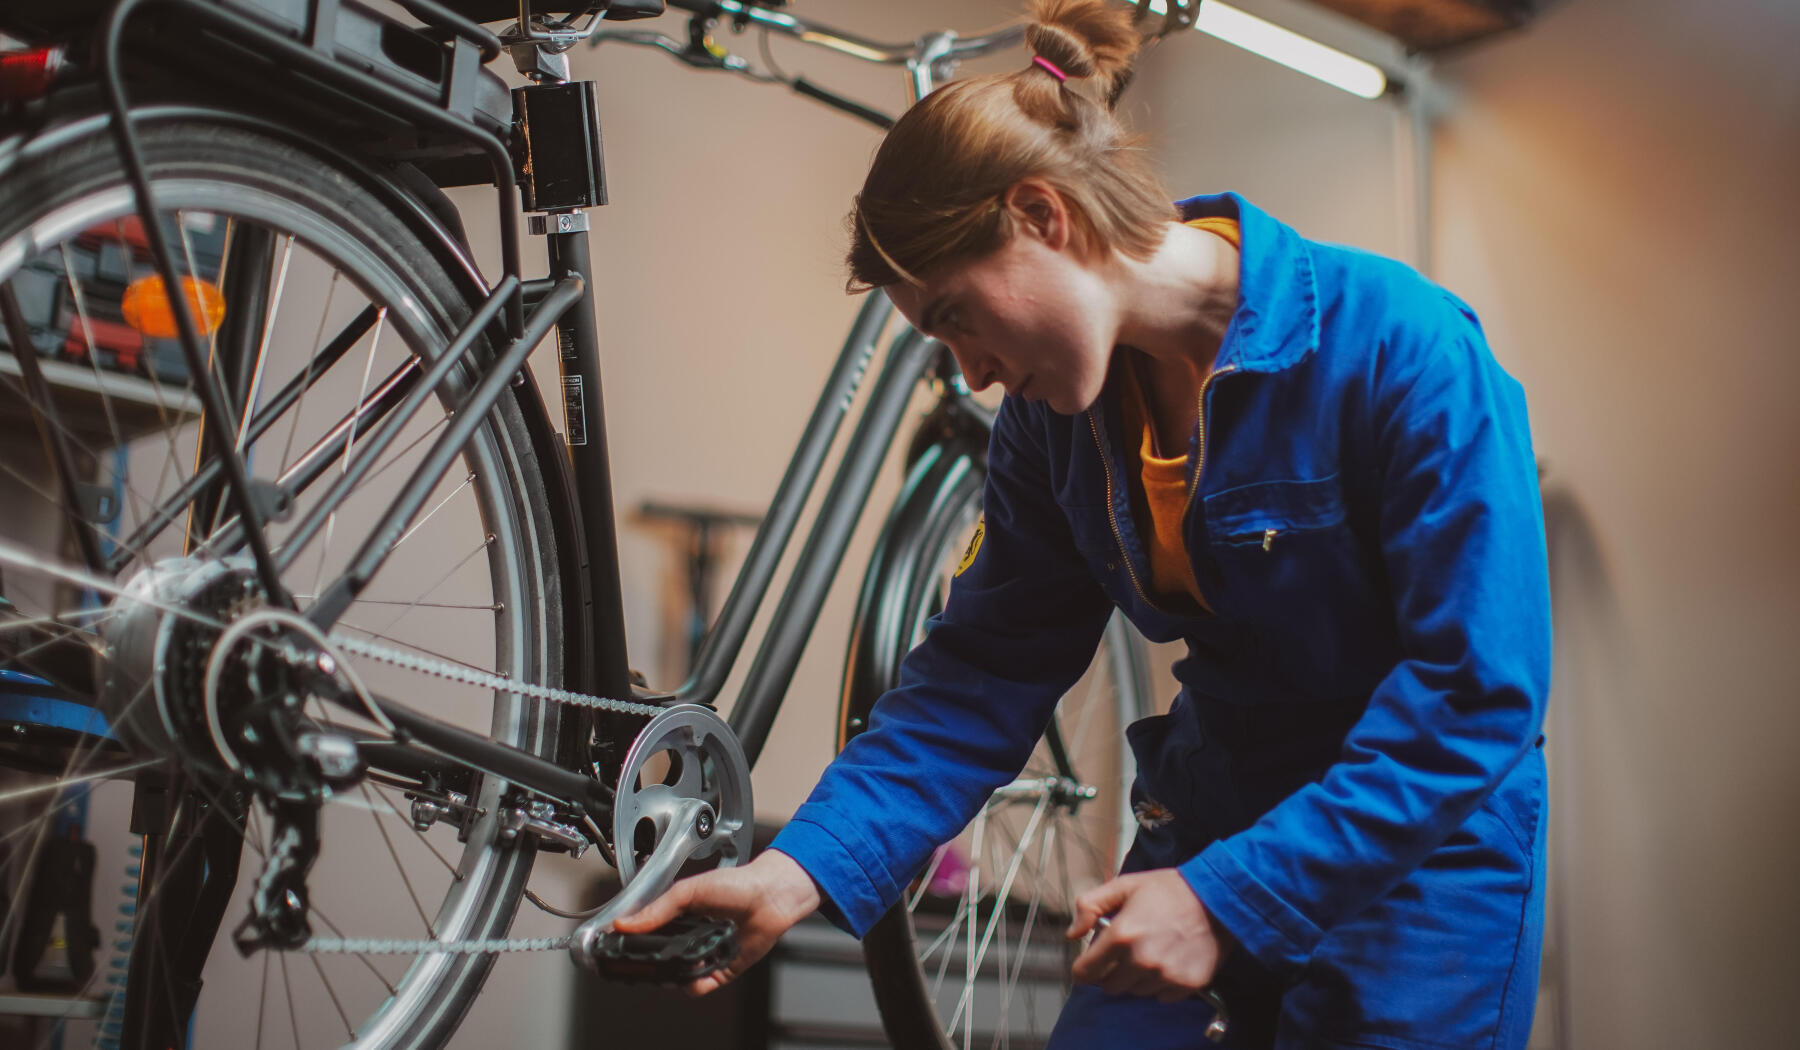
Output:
[300,935,572,955]
[299,632,666,956]
[326,633,665,719]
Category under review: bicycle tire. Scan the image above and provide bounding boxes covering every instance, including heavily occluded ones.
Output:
[838,442,1155,1050]
[0,118,564,1050]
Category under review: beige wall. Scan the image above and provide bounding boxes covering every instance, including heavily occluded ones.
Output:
[1143,0,1800,1046]
[1432,1,1800,1046]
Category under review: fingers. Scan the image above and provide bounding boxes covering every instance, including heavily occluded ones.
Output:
[612,879,693,933]
[1066,876,1132,939]
[684,972,729,997]
[1099,951,1159,997]
[1069,925,1120,986]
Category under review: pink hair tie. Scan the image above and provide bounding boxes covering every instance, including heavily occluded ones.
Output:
[1032,55,1069,82]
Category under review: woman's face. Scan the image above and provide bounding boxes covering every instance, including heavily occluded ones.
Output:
[886,193,1120,415]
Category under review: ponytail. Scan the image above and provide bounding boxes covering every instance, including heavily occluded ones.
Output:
[847,0,1175,292]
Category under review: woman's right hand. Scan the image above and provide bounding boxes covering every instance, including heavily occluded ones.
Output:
[610,848,823,995]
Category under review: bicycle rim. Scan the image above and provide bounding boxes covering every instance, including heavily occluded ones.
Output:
[0,121,561,1050]
[843,456,1154,1050]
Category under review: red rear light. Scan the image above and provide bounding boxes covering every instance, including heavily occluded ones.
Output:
[0,47,65,102]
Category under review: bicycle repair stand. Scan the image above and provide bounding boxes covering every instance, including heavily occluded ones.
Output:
[636,501,764,683]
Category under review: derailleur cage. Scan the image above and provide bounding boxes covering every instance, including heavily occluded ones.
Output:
[232,798,320,955]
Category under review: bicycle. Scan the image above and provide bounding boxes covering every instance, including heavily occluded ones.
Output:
[0,2,1168,1048]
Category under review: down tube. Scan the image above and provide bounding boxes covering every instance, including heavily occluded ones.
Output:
[728,327,943,767]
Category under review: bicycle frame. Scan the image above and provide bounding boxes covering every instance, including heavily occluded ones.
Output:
[10,0,998,824]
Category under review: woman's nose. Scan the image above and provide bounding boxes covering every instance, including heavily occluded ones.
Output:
[949,347,999,391]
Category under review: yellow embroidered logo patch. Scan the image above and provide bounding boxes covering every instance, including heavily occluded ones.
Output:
[955,514,985,577]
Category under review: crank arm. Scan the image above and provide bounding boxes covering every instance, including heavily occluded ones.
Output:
[568,795,716,970]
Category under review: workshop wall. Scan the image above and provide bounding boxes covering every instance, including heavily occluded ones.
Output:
[1429,1,1800,1047]
[1141,0,1800,1047]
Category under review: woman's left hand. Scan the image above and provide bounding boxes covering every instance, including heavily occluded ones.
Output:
[1066,869,1233,1003]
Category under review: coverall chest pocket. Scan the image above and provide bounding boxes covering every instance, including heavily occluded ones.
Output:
[1204,474,1347,554]
[1201,476,1392,692]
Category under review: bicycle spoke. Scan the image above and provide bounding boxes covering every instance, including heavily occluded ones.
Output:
[0,366,180,574]
[0,616,106,679]
[280,948,302,1050]
[311,908,400,995]
[0,758,158,810]
[59,242,183,533]
[389,470,477,553]
[205,356,428,563]
[364,532,497,641]
[0,605,118,634]
[330,409,447,491]
[359,781,437,937]
[333,619,496,681]
[369,781,461,879]
[305,949,357,1043]
[961,793,1051,1028]
[290,597,500,611]
[108,304,382,571]
[279,272,344,476]
[232,232,294,454]
[926,894,967,994]
[305,308,388,602]
[255,949,272,1050]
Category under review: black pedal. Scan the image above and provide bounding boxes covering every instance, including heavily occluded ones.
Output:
[592,915,737,984]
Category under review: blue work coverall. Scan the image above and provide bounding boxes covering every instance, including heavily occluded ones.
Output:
[769,193,1551,1049]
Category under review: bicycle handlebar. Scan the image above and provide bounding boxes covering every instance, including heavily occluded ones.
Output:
[588,0,1028,128]
[662,0,1026,67]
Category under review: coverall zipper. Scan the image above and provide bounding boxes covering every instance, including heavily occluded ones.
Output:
[1087,363,1238,614]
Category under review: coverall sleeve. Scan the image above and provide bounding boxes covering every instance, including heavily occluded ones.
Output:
[1179,307,1552,979]
[770,398,1114,937]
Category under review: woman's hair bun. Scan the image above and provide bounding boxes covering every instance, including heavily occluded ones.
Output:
[1023,0,1144,105]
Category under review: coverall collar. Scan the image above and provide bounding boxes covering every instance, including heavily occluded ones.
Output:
[1175,192,1320,375]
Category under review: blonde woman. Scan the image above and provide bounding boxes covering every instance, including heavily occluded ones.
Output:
[620,3,1550,1046]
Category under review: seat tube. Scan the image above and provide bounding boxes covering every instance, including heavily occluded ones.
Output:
[545,221,634,702]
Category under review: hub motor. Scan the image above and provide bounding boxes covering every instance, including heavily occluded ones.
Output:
[101,556,268,773]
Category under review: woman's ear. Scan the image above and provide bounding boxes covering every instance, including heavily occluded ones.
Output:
[1003,179,1073,251]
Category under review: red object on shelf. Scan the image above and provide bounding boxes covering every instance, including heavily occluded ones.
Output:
[0,47,63,102]
[74,217,151,258]
[66,314,145,373]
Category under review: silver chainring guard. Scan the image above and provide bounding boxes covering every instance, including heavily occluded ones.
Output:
[613,703,754,885]
[569,703,753,967]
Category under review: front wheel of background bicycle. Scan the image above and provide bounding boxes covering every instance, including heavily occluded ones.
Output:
[837,444,1155,1050]
[0,116,567,1050]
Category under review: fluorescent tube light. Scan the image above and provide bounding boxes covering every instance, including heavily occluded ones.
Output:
[1147,0,1390,99]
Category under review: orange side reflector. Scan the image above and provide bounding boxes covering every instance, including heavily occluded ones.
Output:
[121,275,226,339]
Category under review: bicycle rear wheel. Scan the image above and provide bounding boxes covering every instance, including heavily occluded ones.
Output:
[0,118,564,1050]
[839,446,1154,1050]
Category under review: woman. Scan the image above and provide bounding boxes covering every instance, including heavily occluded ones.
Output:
[616,2,1550,1046]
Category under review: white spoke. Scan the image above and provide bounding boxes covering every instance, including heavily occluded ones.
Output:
[0,757,157,806]
[234,233,294,452]
[280,271,344,476]
[389,471,477,554]
[309,308,387,600]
